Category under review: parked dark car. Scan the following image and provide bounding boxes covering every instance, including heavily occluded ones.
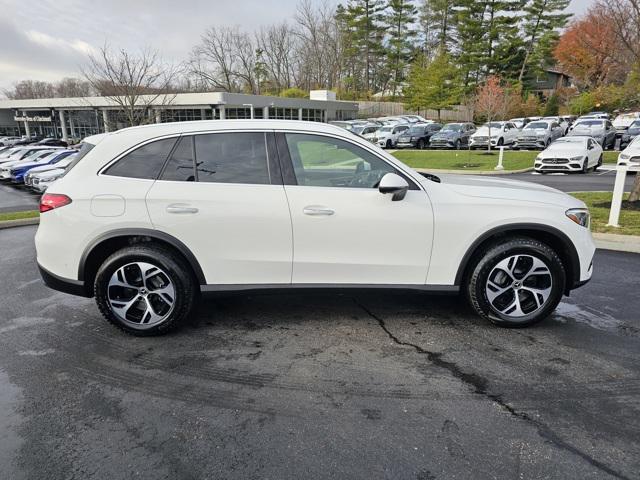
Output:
[36,138,68,147]
[429,123,476,149]
[568,119,617,149]
[13,137,42,146]
[621,120,640,148]
[395,123,443,149]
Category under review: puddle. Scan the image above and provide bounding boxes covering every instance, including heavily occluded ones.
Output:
[0,369,24,480]
[554,301,624,331]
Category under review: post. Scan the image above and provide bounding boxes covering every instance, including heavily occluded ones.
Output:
[155,110,162,124]
[102,110,110,133]
[298,108,303,121]
[494,146,505,171]
[23,118,31,139]
[607,164,629,227]
[263,106,269,119]
[59,110,69,142]
[219,105,226,120]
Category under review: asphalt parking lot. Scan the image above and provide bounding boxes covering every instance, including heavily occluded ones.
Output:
[1,225,639,480]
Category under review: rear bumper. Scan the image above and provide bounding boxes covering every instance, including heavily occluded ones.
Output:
[38,263,91,298]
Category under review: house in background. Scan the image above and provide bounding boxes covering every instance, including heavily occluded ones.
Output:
[525,68,573,97]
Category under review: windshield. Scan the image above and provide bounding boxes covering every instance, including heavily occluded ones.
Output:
[630,120,640,128]
[618,114,638,120]
[525,122,549,129]
[574,120,604,127]
[380,126,392,132]
[352,126,365,134]
[407,127,425,134]
[442,124,462,132]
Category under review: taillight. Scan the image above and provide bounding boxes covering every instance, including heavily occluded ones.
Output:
[40,193,72,213]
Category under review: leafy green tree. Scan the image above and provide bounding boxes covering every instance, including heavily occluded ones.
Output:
[543,92,560,115]
[404,51,463,120]
[338,0,387,94]
[518,0,571,82]
[385,0,418,98]
[280,87,308,98]
[419,0,457,56]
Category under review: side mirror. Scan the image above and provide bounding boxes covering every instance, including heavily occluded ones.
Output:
[379,172,409,201]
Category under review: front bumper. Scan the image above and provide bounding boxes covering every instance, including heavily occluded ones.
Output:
[514,138,546,149]
[38,263,91,298]
[429,139,455,148]
[534,157,584,172]
[395,141,417,149]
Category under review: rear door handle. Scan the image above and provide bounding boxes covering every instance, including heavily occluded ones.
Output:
[303,206,335,216]
[166,203,199,214]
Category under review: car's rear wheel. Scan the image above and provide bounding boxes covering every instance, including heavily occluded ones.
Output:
[465,237,566,328]
[94,244,198,336]
[417,139,425,150]
[597,153,603,167]
[454,139,461,150]
[385,139,392,149]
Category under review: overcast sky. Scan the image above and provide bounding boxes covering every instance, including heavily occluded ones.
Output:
[0,0,596,93]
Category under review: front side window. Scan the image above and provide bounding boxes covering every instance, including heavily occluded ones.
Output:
[285,133,400,189]
[104,138,177,180]
[194,132,270,184]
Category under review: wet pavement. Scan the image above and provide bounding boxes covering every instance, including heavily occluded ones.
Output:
[0,225,639,480]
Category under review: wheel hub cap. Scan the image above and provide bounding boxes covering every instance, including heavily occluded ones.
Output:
[485,254,553,319]
[107,262,175,329]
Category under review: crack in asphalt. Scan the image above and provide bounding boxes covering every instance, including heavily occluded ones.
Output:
[354,299,631,480]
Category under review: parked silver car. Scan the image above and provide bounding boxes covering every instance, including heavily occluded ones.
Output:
[567,119,616,149]
[514,121,564,150]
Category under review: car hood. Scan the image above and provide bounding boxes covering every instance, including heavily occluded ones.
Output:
[426,174,584,208]
[520,128,547,135]
[37,168,65,180]
[571,126,604,135]
[432,131,458,139]
[539,143,585,157]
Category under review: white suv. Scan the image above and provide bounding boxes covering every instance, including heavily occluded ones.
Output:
[36,121,595,336]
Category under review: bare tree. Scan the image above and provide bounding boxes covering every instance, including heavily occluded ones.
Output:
[3,80,55,99]
[255,23,297,93]
[473,75,508,153]
[82,44,183,127]
[55,77,93,98]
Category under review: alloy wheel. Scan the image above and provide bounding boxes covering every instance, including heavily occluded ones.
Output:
[107,262,176,329]
[485,254,553,319]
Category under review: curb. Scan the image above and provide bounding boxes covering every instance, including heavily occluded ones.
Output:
[0,217,40,230]
[593,232,640,254]
[416,167,534,175]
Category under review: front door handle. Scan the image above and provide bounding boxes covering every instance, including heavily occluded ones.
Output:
[166,203,199,214]
[303,206,335,216]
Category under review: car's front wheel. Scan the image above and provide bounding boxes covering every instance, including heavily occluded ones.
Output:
[465,237,566,328]
[94,244,198,336]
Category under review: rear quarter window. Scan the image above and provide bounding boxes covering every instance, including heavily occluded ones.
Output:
[103,138,178,180]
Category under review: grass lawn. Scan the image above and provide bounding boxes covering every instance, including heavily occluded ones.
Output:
[0,210,39,222]
[392,149,621,171]
[570,192,640,236]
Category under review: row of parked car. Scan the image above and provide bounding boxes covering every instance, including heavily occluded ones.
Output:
[0,138,78,192]
[331,111,639,152]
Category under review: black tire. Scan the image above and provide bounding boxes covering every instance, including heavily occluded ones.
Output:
[454,139,461,150]
[497,138,504,147]
[417,139,425,150]
[94,244,198,336]
[465,237,566,328]
[597,153,603,167]
[581,158,589,174]
[385,139,392,149]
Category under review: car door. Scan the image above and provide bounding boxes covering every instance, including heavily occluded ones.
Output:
[587,138,602,167]
[392,125,409,145]
[277,132,433,285]
[505,123,518,144]
[145,131,293,286]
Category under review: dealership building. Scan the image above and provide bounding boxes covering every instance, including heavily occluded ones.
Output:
[0,91,359,141]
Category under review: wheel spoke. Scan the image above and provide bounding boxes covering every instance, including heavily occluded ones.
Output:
[107,261,175,329]
[522,256,550,282]
[501,292,525,316]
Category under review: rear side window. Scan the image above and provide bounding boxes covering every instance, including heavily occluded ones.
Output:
[160,136,195,182]
[104,138,177,179]
[194,132,269,184]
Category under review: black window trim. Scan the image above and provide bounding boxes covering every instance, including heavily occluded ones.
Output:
[274,131,421,191]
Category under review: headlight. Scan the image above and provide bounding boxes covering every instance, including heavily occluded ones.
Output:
[620,153,630,160]
[536,154,543,160]
[566,208,590,228]
[569,156,584,162]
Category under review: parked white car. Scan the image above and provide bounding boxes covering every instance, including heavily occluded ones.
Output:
[35,121,595,336]
[514,120,565,149]
[32,167,68,192]
[0,136,21,147]
[470,121,519,149]
[0,149,59,178]
[0,146,62,165]
[534,136,603,174]
[617,136,640,167]
[374,124,410,148]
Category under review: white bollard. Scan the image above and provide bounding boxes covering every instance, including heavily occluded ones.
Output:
[607,164,629,227]
[494,146,505,171]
